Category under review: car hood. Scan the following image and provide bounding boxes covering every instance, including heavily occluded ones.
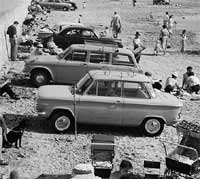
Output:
[38,85,73,99]
[154,90,182,107]
[26,55,59,64]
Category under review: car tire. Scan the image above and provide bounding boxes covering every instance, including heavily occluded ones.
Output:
[63,7,68,11]
[141,118,164,137]
[31,70,50,87]
[50,112,74,133]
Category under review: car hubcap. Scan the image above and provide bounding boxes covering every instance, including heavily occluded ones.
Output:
[36,74,45,84]
[145,119,161,134]
[55,116,70,131]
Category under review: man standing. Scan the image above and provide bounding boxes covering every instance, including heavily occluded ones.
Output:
[159,25,169,55]
[7,21,19,61]
[110,11,122,38]
[133,32,145,63]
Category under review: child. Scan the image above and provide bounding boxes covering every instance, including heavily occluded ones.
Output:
[181,29,187,52]
[154,38,162,56]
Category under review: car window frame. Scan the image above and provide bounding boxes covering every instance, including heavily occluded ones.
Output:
[86,80,122,97]
[122,81,151,99]
[88,51,110,64]
[111,53,136,67]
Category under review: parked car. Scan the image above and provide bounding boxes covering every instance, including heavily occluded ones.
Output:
[23,44,141,87]
[39,0,72,11]
[39,25,123,49]
[37,22,84,39]
[37,70,182,136]
[62,0,77,10]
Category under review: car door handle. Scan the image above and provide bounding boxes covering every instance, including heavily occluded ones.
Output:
[115,101,121,104]
[82,63,87,66]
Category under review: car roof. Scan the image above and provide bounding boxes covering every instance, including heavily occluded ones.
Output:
[59,25,94,33]
[88,70,151,83]
[53,22,84,27]
[69,44,133,55]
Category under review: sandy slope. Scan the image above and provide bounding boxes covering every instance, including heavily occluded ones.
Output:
[0,0,200,178]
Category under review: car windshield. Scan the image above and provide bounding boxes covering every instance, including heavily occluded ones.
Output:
[57,47,71,59]
[75,73,93,94]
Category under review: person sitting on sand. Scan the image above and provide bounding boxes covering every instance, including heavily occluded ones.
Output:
[186,72,200,94]
[110,160,133,179]
[164,72,181,94]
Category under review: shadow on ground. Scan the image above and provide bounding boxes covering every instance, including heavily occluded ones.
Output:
[35,174,71,179]
[184,50,200,55]
[11,76,34,88]
[4,114,144,137]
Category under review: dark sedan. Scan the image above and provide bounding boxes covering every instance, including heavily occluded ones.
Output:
[41,26,123,49]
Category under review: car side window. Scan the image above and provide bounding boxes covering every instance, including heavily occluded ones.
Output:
[63,29,81,37]
[89,52,109,64]
[82,30,96,38]
[123,82,149,99]
[112,54,135,66]
[72,51,87,62]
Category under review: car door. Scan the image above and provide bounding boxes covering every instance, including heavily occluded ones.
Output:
[54,28,83,49]
[77,80,123,125]
[56,50,88,84]
[121,81,151,126]
[86,51,111,72]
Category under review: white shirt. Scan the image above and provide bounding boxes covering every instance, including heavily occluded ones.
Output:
[187,76,200,87]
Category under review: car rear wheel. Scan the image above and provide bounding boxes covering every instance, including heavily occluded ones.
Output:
[31,70,50,87]
[50,112,74,133]
[63,7,68,11]
[142,118,164,137]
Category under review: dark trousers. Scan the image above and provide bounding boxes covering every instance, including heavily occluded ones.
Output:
[10,38,17,61]
[191,85,200,94]
[0,84,16,98]
[165,85,174,93]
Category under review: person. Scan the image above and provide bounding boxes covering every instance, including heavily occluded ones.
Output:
[0,113,9,165]
[78,14,82,23]
[30,43,44,56]
[7,21,19,61]
[110,12,122,38]
[165,72,181,93]
[109,160,133,179]
[154,38,162,56]
[182,66,193,90]
[145,72,162,90]
[103,27,110,37]
[186,72,200,94]
[18,32,33,47]
[47,36,63,55]
[181,29,187,53]
[168,15,174,38]
[9,170,20,179]
[82,0,86,8]
[132,0,136,7]
[163,12,169,27]
[133,32,145,63]
[159,25,169,55]
[120,173,143,179]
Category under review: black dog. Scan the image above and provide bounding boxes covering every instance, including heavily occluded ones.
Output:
[6,120,26,148]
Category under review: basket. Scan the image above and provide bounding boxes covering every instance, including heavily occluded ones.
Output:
[166,157,195,175]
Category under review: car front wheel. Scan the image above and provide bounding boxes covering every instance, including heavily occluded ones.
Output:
[31,70,50,87]
[50,112,74,133]
[142,118,164,137]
